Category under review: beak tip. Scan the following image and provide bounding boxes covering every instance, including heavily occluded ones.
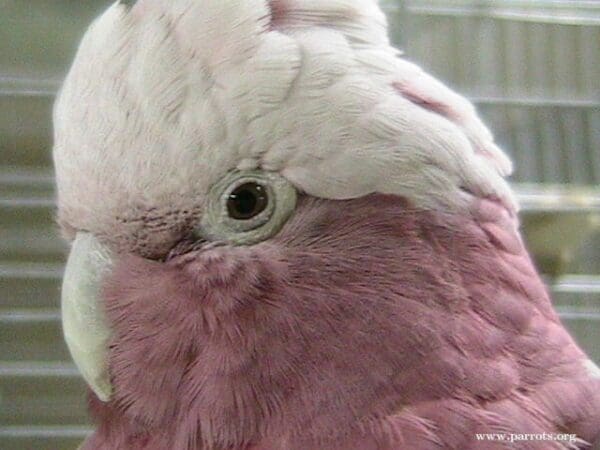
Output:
[92,378,113,402]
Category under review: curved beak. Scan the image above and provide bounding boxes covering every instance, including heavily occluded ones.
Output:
[61,232,113,402]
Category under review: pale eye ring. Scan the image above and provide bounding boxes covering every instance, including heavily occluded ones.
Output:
[199,170,297,245]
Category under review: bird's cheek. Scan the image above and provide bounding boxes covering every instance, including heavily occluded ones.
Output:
[60,234,178,405]
[99,253,205,421]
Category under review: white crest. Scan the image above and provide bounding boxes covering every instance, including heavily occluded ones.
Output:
[54,0,515,252]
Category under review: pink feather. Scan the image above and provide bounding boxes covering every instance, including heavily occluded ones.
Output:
[80,195,600,450]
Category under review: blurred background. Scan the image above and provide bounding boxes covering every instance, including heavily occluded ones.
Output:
[1,0,599,449]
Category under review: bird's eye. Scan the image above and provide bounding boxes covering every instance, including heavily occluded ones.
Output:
[227,182,268,220]
[199,170,297,245]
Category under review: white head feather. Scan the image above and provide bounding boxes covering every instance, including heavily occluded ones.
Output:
[54,0,515,256]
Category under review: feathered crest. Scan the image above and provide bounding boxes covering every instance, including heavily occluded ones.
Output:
[54,0,515,252]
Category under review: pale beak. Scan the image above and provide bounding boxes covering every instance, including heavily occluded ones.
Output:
[61,232,113,402]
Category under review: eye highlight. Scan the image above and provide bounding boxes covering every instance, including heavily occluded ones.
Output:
[199,170,297,245]
[227,182,268,220]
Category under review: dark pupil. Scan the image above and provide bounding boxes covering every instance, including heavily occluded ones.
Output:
[227,182,268,220]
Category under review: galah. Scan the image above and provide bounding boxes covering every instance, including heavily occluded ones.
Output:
[53,0,600,449]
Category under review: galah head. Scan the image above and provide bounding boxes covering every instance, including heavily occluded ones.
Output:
[52,0,530,446]
[54,0,514,257]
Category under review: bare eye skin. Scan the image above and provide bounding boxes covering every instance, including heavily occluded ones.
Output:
[227,182,269,220]
[198,170,297,245]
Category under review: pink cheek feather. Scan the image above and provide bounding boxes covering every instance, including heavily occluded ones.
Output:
[85,194,600,450]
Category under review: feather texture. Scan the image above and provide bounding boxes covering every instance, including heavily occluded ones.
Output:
[55,0,514,258]
[53,2,600,448]
[80,195,600,449]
